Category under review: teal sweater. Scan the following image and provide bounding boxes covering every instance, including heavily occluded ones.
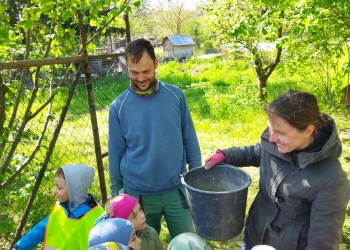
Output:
[108,81,202,195]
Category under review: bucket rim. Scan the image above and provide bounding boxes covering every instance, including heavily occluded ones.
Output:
[181,164,251,194]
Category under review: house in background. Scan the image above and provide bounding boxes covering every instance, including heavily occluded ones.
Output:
[162,35,195,61]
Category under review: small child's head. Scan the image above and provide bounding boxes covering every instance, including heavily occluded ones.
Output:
[88,218,141,250]
[88,242,130,250]
[105,194,146,231]
[251,245,276,250]
[54,163,94,211]
[167,232,208,250]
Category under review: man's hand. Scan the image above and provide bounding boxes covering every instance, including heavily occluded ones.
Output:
[204,150,225,170]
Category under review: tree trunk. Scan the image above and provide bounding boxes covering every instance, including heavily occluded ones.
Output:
[0,77,9,141]
[254,57,268,102]
[340,84,350,107]
[253,26,283,103]
[258,77,267,102]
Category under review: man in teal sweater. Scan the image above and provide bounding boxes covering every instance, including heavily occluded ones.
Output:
[108,38,202,240]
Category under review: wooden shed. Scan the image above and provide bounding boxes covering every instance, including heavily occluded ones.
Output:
[162,35,195,60]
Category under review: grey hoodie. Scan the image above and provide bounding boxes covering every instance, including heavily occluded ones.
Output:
[61,163,95,211]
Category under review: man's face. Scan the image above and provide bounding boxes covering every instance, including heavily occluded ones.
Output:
[127,51,158,91]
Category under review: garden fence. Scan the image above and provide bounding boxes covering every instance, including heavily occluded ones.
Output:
[0,51,129,248]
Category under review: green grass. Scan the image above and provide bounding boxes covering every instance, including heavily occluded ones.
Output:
[1,56,349,249]
[157,57,350,249]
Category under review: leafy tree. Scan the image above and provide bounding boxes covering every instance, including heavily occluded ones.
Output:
[129,0,201,41]
[154,1,195,35]
[206,0,350,103]
[206,0,287,101]
[129,0,161,38]
[128,0,216,58]
[0,0,134,182]
[282,0,350,104]
[0,0,139,247]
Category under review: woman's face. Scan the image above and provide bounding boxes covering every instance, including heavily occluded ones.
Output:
[268,115,315,153]
[128,228,142,250]
[128,203,146,231]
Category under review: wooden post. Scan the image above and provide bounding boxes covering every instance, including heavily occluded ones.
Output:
[124,14,131,45]
[77,10,108,204]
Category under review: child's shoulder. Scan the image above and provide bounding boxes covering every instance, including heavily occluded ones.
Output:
[138,224,164,249]
[137,224,158,238]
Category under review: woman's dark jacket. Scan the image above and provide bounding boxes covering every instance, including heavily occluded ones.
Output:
[221,114,349,250]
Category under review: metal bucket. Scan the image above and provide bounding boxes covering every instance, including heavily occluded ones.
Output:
[181,164,251,241]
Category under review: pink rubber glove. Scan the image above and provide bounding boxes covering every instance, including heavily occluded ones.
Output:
[205,150,225,170]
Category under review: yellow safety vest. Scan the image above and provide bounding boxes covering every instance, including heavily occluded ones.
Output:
[43,201,104,250]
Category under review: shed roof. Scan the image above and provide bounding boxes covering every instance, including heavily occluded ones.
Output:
[162,35,195,46]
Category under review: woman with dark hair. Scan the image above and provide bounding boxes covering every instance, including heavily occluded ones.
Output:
[205,90,349,250]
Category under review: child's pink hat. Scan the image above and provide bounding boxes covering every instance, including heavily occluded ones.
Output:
[110,193,138,220]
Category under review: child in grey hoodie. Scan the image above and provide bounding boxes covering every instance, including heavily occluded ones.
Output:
[12,163,104,249]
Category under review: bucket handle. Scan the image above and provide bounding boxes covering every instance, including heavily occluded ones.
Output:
[180,173,185,185]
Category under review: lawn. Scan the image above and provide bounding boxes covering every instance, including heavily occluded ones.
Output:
[156,56,350,249]
[1,55,349,249]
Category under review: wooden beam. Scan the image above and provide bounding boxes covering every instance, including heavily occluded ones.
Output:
[0,52,125,70]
